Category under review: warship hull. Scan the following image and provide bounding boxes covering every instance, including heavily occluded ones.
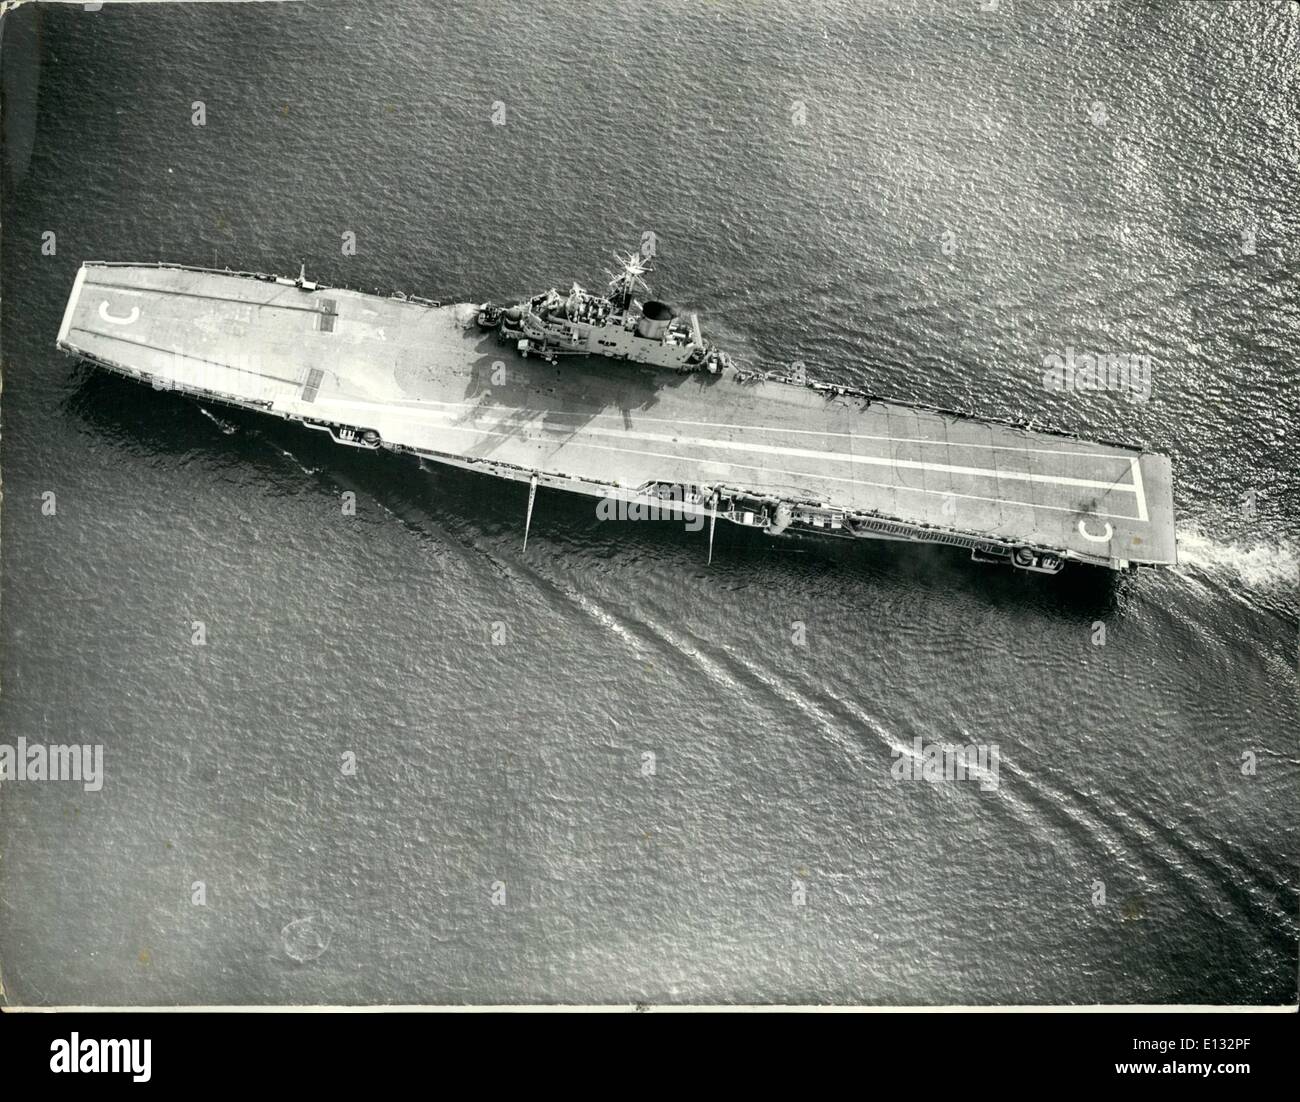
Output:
[57,262,1178,573]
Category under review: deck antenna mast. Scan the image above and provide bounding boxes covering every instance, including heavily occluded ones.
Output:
[523,474,538,552]
[707,491,718,564]
[606,251,652,314]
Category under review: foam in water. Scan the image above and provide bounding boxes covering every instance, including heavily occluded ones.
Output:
[1175,526,1300,592]
[198,406,238,435]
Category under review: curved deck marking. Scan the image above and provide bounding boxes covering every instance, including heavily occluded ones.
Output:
[1078,519,1113,542]
[98,301,141,326]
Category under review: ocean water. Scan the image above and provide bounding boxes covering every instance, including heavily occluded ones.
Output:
[0,0,1296,1005]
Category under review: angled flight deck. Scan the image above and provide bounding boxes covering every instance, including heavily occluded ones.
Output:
[57,262,1177,572]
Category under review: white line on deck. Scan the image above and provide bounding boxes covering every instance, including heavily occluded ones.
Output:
[322,405,1147,523]
[394,394,1134,460]
[319,399,1140,496]
[56,266,88,347]
[1129,457,1149,523]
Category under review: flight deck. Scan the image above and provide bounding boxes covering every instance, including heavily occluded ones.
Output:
[57,262,1177,572]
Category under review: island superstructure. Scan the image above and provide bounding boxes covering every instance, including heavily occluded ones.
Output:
[478,252,734,374]
[56,252,1177,574]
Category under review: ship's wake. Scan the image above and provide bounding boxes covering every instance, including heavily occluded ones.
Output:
[441,527,1298,960]
[1174,525,1299,598]
[546,576,1299,952]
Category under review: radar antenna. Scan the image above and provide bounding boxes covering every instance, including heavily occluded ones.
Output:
[606,251,652,312]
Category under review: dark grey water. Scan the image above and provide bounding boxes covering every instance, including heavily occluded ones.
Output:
[1,0,1296,1005]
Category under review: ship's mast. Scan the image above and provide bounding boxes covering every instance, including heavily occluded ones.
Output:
[606,251,651,314]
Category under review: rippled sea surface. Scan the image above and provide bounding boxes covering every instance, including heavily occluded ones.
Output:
[1,0,1296,1005]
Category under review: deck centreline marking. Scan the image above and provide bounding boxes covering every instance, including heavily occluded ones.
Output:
[444,421,1147,522]
[357,393,1137,460]
[306,403,1147,523]
[312,397,1140,496]
[82,278,328,315]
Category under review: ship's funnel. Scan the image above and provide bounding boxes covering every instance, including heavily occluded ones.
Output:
[636,299,674,340]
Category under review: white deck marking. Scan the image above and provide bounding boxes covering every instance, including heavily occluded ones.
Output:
[377,393,1133,460]
[57,266,88,346]
[316,398,1140,497]
[1129,457,1149,523]
[1078,519,1114,542]
[98,301,141,326]
[348,409,1148,522]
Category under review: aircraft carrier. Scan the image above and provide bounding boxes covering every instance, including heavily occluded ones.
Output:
[55,254,1177,574]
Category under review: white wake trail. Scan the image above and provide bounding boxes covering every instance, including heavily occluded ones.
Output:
[1175,525,1299,594]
